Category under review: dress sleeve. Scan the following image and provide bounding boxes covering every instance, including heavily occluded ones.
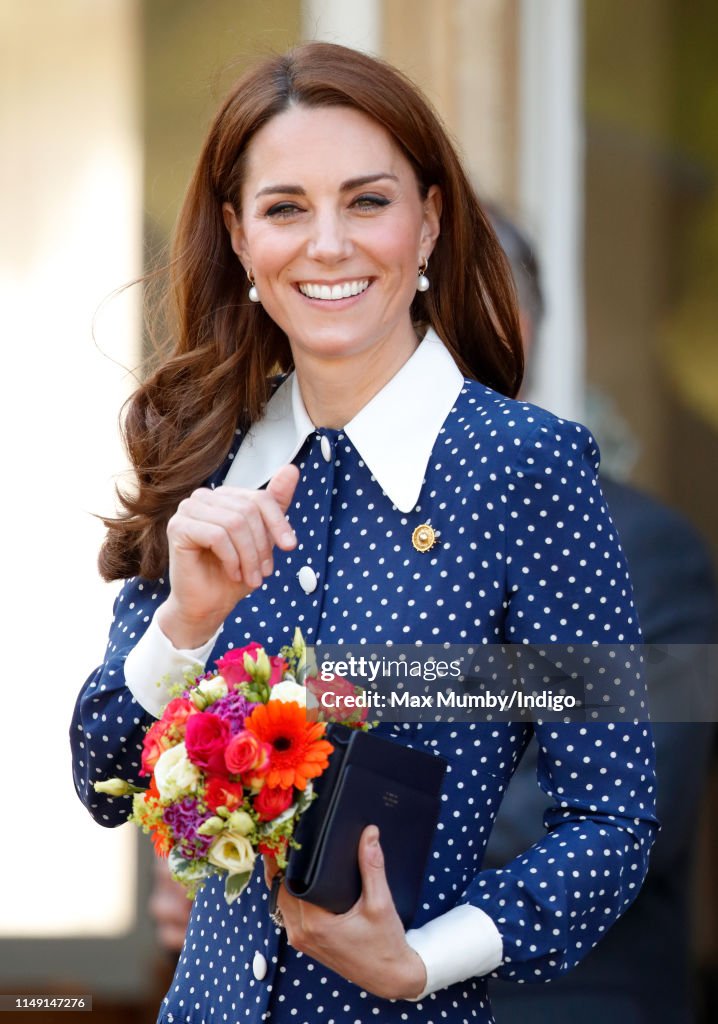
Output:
[463,415,658,983]
[69,574,171,827]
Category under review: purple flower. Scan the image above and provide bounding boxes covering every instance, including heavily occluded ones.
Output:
[163,798,213,860]
[210,690,256,734]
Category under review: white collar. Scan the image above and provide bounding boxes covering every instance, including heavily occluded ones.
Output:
[223,327,465,512]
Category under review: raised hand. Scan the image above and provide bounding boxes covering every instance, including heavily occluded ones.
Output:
[157,464,299,648]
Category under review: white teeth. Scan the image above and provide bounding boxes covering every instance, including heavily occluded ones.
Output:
[298,279,370,300]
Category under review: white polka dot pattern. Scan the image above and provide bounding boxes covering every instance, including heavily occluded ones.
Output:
[70,383,657,1024]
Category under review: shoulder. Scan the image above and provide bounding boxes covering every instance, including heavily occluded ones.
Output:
[452,380,599,470]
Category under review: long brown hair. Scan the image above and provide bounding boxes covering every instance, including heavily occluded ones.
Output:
[100,41,523,582]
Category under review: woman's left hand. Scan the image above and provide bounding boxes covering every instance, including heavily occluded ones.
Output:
[264,826,427,1000]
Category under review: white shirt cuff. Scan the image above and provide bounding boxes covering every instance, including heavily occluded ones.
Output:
[404,904,503,1000]
[124,613,222,718]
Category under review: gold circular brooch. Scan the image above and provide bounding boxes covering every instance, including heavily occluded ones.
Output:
[412,523,437,553]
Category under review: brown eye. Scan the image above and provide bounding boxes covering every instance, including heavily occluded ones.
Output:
[352,194,390,210]
[265,203,302,219]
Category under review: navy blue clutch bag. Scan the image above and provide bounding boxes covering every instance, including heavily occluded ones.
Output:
[284,724,447,927]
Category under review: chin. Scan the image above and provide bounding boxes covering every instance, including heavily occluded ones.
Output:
[291,327,378,361]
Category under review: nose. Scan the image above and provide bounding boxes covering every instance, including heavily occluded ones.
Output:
[306,208,353,263]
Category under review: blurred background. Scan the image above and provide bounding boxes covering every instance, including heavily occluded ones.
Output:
[2,0,716,1021]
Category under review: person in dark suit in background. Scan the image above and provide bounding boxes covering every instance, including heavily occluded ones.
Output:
[484,207,718,1024]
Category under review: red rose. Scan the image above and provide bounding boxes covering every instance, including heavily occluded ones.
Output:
[254,785,293,822]
[141,720,173,775]
[184,713,231,775]
[216,644,287,687]
[224,730,271,775]
[204,776,246,813]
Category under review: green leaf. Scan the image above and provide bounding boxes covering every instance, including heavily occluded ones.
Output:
[224,871,251,905]
[168,848,193,877]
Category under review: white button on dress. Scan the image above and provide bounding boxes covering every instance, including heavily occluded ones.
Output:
[252,951,267,981]
[298,565,318,594]
[320,435,332,462]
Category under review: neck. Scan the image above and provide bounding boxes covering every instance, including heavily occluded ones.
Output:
[292,329,420,429]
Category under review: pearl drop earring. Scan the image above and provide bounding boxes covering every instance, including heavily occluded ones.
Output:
[417,258,430,293]
[247,271,260,303]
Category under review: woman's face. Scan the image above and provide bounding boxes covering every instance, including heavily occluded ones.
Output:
[223,104,441,371]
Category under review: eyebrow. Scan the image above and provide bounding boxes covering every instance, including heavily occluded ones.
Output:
[254,172,399,199]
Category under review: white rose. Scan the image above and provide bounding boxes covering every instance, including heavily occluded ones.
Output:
[269,680,307,706]
[207,832,257,876]
[154,742,201,801]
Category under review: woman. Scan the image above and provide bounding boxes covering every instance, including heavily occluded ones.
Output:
[71,42,657,1024]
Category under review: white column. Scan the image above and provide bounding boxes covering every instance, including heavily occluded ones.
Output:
[302,0,382,53]
[518,0,585,422]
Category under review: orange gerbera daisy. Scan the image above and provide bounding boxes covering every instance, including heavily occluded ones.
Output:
[244,701,333,790]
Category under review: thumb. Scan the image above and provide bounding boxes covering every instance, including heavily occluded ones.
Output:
[266,463,300,514]
[358,825,391,911]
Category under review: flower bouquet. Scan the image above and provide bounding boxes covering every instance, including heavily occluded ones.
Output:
[94,630,365,905]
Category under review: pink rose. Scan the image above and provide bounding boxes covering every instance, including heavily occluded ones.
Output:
[216,644,287,687]
[224,730,271,775]
[184,713,231,775]
[254,785,293,822]
[163,697,196,730]
[305,674,368,723]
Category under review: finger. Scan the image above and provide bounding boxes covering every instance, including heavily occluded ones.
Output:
[200,491,275,576]
[177,495,273,588]
[168,516,243,582]
[356,825,392,915]
[215,480,297,553]
[204,501,270,588]
[264,466,300,547]
[266,464,300,515]
[254,493,297,553]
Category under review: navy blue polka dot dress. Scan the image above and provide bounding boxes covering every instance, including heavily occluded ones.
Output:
[71,347,658,1024]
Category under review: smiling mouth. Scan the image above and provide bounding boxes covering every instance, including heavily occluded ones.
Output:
[297,279,371,301]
